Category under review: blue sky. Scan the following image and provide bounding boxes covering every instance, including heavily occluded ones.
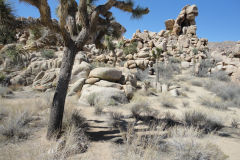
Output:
[9,0,240,42]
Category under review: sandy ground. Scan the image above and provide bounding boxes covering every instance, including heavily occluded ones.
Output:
[1,71,240,160]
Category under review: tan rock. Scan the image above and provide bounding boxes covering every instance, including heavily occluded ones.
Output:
[85,78,100,84]
[95,80,122,89]
[68,78,86,96]
[89,67,122,82]
[165,19,175,30]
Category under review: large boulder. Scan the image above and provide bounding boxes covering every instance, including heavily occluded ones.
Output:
[68,78,86,96]
[137,51,150,58]
[71,61,92,83]
[172,5,198,36]
[95,80,122,89]
[88,67,122,82]
[79,85,128,105]
[165,19,175,30]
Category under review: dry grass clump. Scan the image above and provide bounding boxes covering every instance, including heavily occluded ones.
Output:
[0,110,33,143]
[193,59,214,77]
[94,105,104,115]
[199,96,228,110]
[184,110,223,133]
[0,86,12,97]
[210,71,230,82]
[0,96,50,143]
[55,109,89,159]
[158,94,176,109]
[0,141,56,160]
[62,109,88,131]
[114,126,228,160]
[231,118,239,128]
[156,62,181,82]
[203,80,240,107]
[113,126,165,160]
[109,111,125,129]
[87,93,98,106]
[182,101,190,108]
[191,80,203,87]
[167,127,228,160]
[53,126,89,159]
[130,101,151,118]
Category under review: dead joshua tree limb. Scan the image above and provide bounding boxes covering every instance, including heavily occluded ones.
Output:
[19,0,149,139]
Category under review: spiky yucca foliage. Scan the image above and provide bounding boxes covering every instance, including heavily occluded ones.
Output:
[0,0,16,44]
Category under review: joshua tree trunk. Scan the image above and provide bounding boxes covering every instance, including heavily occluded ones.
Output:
[47,40,77,139]
[155,58,159,88]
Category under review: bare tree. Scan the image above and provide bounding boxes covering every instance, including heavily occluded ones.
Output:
[19,0,149,139]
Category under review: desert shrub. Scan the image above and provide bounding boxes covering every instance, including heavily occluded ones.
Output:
[62,110,88,131]
[161,99,175,109]
[87,93,98,106]
[4,46,20,64]
[131,101,150,118]
[114,126,227,160]
[168,137,227,160]
[29,27,42,40]
[194,59,214,77]
[184,110,223,133]
[109,111,124,128]
[210,71,230,82]
[114,126,165,160]
[0,0,17,44]
[116,39,124,49]
[158,94,176,109]
[182,101,190,108]
[156,62,180,81]
[191,80,203,87]
[94,105,103,115]
[135,68,149,81]
[192,48,198,55]
[199,96,228,110]
[54,126,89,159]
[231,119,239,128]
[0,25,16,44]
[0,111,33,142]
[0,72,5,83]
[204,81,240,107]
[168,57,181,64]
[123,42,137,55]
[41,49,55,59]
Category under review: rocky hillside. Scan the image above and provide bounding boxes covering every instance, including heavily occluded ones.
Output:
[208,41,238,53]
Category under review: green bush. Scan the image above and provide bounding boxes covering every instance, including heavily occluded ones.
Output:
[29,27,42,40]
[0,0,17,44]
[192,48,198,55]
[0,26,16,44]
[41,49,55,59]
[5,46,21,64]
[123,42,137,55]
[0,72,5,82]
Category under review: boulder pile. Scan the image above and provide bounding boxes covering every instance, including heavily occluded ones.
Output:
[69,67,141,105]
[91,5,209,71]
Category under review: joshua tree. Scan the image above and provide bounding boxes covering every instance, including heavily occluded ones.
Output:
[19,0,149,139]
[152,47,163,88]
[0,0,16,44]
